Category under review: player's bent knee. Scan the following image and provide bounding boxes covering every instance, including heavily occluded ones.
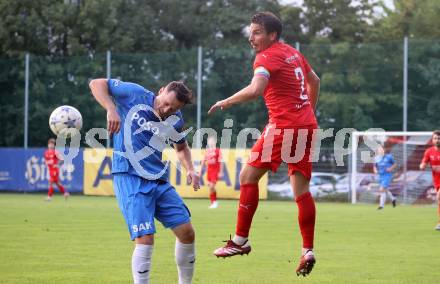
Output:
[239,166,264,185]
[135,234,154,245]
[173,223,195,244]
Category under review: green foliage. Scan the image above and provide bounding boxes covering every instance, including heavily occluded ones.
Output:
[0,0,439,146]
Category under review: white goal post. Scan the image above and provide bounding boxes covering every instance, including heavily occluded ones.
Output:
[350,131,434,204]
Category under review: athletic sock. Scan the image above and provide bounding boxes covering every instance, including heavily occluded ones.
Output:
[175,240,195,284]
[235,183,259,238]
[379,192,386,207]
[48,186,54,197]
[387,191,396,201]
[296,191,316,249]
[232,235,248,246]
[58,183,65,194]
[210,192,216,203]
[132,244,153,284]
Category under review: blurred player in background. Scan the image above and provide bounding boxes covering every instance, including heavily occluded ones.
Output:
[89,78,200,284]
[201,136,223,209]
[208,12,320,276]
[373,144,397,210]
[419,130,440,230]
[44,138,69,201]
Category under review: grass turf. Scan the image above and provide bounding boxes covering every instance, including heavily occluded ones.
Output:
[0,193,439,284]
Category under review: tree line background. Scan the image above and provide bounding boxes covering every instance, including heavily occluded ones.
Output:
[0,0,439,147]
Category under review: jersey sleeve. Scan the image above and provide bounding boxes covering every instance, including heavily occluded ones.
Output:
[253,52,280,79]
[422,149,431,164]
[107,79,146,102]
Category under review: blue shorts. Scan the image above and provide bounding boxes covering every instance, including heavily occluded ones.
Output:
[379,174,393,189]
[113,173,191,240]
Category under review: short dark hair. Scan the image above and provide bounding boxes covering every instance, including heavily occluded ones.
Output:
[433,130,440,137]
[48,138,56,144]
[166,81,193,105]
[251,12,282,40]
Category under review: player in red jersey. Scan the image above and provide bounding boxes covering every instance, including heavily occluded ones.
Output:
[44,138,69,201]
[208,12,320,276]
[201,136,223,209]
[420,130,440,230]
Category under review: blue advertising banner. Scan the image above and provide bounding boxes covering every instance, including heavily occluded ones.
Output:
[0,148,84,192]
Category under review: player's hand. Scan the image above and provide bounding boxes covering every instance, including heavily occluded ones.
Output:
[208,99,230,115]
[187,170,200,191]
[107,108,121,134]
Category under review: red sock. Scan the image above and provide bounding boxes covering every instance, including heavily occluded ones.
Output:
[210,192,217,203]
[295,191,316,249]
[57,183,65,194]
[236,184,259,238]
[48,186,54,197]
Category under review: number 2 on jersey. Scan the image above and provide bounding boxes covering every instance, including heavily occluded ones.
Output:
[294,67,308,101]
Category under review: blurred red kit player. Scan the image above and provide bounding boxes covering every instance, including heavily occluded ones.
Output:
[208,12,320,276]
[420,130,440,230]
[201,137,223,209]
[44,138,69,201]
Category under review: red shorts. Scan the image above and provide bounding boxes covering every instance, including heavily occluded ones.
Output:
[248,124,317,180]
[207,169,219,184]
[49,168,59,183]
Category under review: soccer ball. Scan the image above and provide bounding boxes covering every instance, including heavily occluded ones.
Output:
[49,105,83,137]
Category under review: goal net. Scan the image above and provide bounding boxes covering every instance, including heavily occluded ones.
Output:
[350,131,436,204]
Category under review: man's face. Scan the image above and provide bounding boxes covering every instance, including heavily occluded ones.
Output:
[248,23,277,53]
[48,142,55,149]
[156,88,185,119]
[433,134,440,147]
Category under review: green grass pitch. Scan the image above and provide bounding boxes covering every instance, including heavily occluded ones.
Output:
[0,193,439,284]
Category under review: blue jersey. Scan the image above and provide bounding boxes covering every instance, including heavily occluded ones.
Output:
[108,79,186,181]
[374,154,395,176]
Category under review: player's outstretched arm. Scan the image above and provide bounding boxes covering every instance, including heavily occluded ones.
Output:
[175,142,200,191]
[306,70,320,111]
[208,75,268,115]
[89,79,121,134]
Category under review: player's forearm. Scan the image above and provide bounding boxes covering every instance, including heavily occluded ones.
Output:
[176,144,195,173]
[224,76,267,107]
[225,84,259,106]
[306,71,320,111]
[420,162,427,170]
[89,79,116,111]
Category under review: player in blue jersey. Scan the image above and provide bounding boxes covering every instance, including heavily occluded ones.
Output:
[373,144,397,210]
[89,78,200,284]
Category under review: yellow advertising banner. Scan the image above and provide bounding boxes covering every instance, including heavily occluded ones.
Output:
[83,148,267,199]
[83,149,114,196]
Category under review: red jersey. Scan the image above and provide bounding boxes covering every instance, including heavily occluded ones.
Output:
[253,42,317,128]
[204,148,221,173]
[44,149,60,170]
[422,146,440,189]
